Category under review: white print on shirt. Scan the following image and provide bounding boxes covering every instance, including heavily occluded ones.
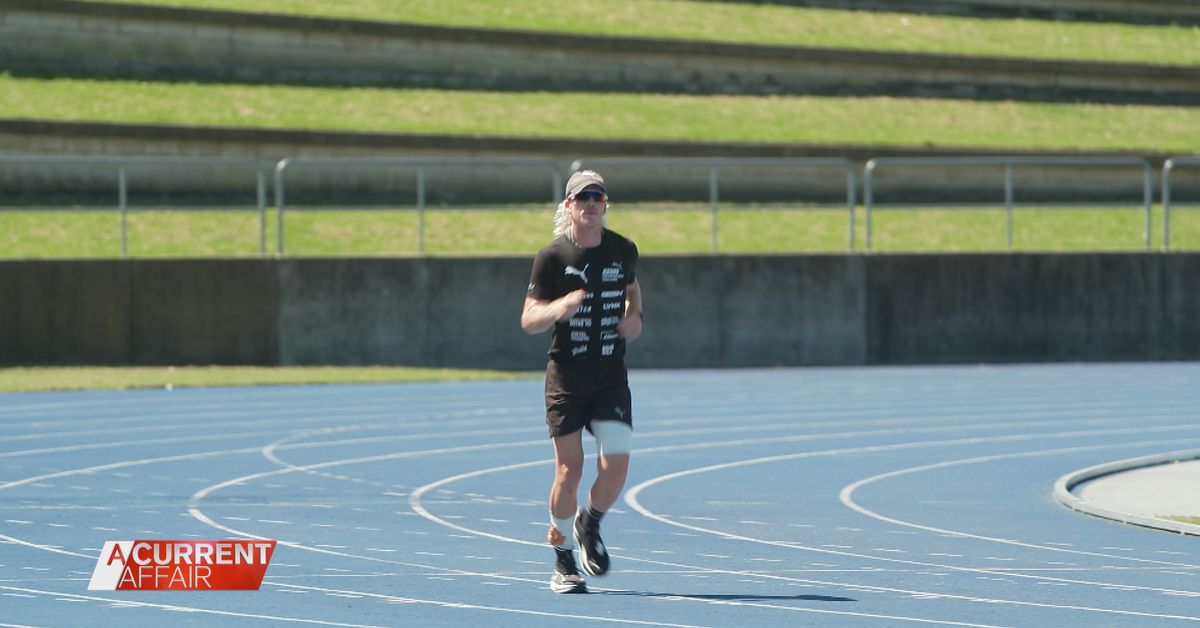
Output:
[601,344,614,356]
[600,330,619,341]
[601,290,623,298]
[564,264,589,284]
[569,318,592,328]
[600,316,620,327]
[602,264,624,283]
[571,331,588,342]
[572,345,588,356]
[602,301,622,311]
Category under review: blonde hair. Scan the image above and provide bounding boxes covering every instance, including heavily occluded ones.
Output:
[552,197,609,238]
[553,200,571,238]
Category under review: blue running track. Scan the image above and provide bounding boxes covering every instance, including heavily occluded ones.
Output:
[2,364,1199,627]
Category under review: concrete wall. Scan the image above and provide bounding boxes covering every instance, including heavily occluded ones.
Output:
[3,0,1199,104]
[0,258,278,364]
[863,254,1171,363]
[3,253,1196,369]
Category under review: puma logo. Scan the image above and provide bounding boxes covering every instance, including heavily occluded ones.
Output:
[565,264,589,284]
[614,407,625,420]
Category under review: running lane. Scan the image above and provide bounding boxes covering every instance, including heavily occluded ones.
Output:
[0,365,1197,627]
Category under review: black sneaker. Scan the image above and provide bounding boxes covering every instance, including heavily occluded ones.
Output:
[574,512,610,576]
[550,548,587,594]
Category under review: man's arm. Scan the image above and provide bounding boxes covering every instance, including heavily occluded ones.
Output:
[521,291,585,335]
[617,279,643,341]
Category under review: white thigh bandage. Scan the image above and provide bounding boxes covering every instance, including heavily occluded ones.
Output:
[591,420,633,456]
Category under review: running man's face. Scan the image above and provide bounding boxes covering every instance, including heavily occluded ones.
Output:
[569,188,607,229]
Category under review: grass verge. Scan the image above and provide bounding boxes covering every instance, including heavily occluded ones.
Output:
[79,0,1200,66]
[0,366,537,392]
[4,75,1200,152]
[4,204,1199,257]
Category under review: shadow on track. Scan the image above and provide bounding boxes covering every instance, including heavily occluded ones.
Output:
[595,591,856,603]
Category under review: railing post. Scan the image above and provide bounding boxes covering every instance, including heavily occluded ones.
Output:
[709,166,719,254]
[1163,159,1174,250]
[118,166,128,258]
[1143,161,1153,250]
[847,166,857,250]
[1004,164,1014,250]
[864,160,876,252]
[256,165,267,256]
[274,159,288,256]
[417,166,426,255]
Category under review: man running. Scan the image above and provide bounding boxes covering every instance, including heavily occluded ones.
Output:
[520,170,643,594]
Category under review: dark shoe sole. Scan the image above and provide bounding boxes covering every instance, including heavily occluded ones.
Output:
[574,524,610,577]
[550,580,588,594]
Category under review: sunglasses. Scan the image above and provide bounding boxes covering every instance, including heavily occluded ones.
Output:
[574,190,606,203]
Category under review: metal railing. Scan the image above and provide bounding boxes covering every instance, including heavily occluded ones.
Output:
[274,156,562,255]
[569,157,857,252]
[1162,156,1200,250]
[13,153,1200,255]
[0,155,268,256]
[863,156,1154,251]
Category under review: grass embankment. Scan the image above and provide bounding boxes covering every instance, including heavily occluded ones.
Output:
[82,0,1200,66]
[0,366,536,392]
[8,74,1196,255]
[3,205,1194,257]
[4,75,1200,152]
[5,4,1198,256]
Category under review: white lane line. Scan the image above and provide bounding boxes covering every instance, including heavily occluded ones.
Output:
[0,384,524,420]
[0,447,263,493]
[598,429,1200,574]
[405,453,1190,625]
[262,412,1200,496]
[838,439,1200,569]
[0,443,277,559]
[627,552,1200,624]
[621,444,1200,618]
[268,581,1006,628]
[202,434,1016,627]
[265,420,1200,619]
[0,584,384,627]
[269,583,712,628]
[4,384,1190,628]
[0,430,293,460]
[190,485,728,628]
[183,447,727,628]
[0,401,533,447]
[413,472,1023,627]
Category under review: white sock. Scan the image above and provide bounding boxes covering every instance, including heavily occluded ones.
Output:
[551,512,576,550]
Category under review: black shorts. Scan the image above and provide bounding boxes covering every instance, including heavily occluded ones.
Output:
[544,359,633,438]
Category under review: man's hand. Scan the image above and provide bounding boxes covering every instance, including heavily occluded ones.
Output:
[617,310,642,341]
[556,290,586,322]
[522,291,586,335]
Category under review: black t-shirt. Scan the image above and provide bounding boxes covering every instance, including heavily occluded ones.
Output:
[527,229,639,362]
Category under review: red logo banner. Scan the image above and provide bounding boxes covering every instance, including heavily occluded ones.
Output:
[89,540,277,590]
